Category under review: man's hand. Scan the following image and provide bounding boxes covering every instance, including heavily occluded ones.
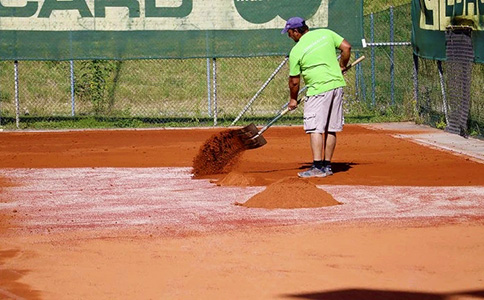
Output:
[288,75,301,110]
[288,98,298,111]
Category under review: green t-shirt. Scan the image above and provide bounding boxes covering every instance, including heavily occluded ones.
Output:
[289,29,346,96]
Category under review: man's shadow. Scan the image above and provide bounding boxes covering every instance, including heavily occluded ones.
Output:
[299,162,356,174]
[246,162,356,174]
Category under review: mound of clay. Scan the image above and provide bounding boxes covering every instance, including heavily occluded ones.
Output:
[213,171,256,186]
[192,129,245,177]
[238,177,340,209]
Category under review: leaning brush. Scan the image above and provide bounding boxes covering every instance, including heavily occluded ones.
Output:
[237,55,366,150]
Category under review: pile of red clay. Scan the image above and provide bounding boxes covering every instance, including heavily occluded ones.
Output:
[237,177,341,209]
[192,129,245,177]
[213,171,256,186]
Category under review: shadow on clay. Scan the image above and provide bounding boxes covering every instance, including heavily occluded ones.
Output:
[0,249,42,300]
[298,162,357,174]
[242,162,357,175]
[282,288,484,300]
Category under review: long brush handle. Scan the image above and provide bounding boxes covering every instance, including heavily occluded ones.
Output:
[255,106,293,137]
[343,55,365,72]
[255,95,306,137]
[255,56,366,138]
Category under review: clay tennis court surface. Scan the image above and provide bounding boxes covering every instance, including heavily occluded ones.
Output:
[1,123,484,299]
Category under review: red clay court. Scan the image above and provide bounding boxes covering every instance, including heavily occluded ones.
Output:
[1,123,484,299]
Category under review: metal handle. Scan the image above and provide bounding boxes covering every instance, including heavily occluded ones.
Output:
[254,96,304,138]
[254,56,366,138]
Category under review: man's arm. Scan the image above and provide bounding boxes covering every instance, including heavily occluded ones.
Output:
[288,75,300,110]
[338,39,352,72]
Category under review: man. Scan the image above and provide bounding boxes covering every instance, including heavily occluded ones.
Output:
[282,17,351,178]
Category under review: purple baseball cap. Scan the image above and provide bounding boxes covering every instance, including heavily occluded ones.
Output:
[281,17,306,34]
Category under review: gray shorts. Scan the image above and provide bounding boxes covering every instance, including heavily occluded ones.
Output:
[303,87,344,134]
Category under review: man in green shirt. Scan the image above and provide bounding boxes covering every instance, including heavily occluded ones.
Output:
[282,17,352,178]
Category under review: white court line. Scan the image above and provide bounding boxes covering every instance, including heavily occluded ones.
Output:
[1,168,483,235]
[394,134,484,163]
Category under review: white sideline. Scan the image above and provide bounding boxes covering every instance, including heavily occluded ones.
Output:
[1,167,483,236]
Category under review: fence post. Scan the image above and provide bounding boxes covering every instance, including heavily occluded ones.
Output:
[0,64,2,126]
[437,60,449,124]
[206,58,212,117]
[390,6,395,106]
[359,53,366,102]
[70,60,75,117]
[212,57,217,126]
[355,52,359,101]
[14,60,20,129]
[370,13,376,107]
[412,54,419,117]
[231,56,288,126]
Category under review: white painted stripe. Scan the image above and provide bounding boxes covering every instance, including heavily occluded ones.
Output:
[1,168,483,235]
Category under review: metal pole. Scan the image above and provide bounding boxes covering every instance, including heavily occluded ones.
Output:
[212,57,217,126]
[390,6,395,106]
[437,60,449,124]
[359,54,366,102]
[14,60,20,128]
[230,56,289,126]
[355,52,360,101]
[370,13,376,106]
[0,63,2,127]
[412,54,419,117]
[366,42,411,46]
[206,58,211,117]
[70,60,75,116]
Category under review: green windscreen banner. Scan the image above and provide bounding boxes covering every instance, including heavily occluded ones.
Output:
[411,0,484,63]
[0,0,363,60]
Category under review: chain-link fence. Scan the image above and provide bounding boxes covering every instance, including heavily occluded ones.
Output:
[0,1,482,137]
[415,56,484,137]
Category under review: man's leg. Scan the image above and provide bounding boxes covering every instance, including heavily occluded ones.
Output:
[323,87,344,176]
[310,132,323,161]
[298,92,330,178]
[323,132,336,175]
[298,132,326,178]
[324,132,336,161]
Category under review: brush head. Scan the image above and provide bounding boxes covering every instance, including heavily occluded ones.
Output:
[234,123,267,150]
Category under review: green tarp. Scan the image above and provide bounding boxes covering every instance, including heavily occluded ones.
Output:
[412,0,484,63]
[0,0,363,60]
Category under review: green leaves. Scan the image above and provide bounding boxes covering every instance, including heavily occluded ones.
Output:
[75,60,119,115]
